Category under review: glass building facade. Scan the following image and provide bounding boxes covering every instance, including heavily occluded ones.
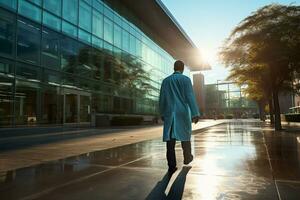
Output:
[0,0,191,127]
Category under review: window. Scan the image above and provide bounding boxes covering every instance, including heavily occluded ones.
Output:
[62,0,78,24]
[103,41,112,55]
[79,0,91,32]
[114,14,122,26]
[43,0,62,16]
[0,0,17,10]
[103,17,113,44]
[62,21,77,38]
[92,36,103,49]
[79,29,91,44]
[17,19,41,64]
[122,30,129,52]
[41,85,62,124]
[93,0,103,13]
[83,0,92,5]
[42,28,61,70]
[0,10,15,57]
[103,57,112,81]
[28,0,42,6]
[104,6,113,20]
[18,0,41,22]
[43,12,61,31]
[61,37,79,72]
[0,60,14,127]
[114,24,121,48]
[16,62,41,80]
[92,10,103,38]
[15,79,40,125]
[44,69,61,85]
[129,34,136,55]
[136,39,142,58]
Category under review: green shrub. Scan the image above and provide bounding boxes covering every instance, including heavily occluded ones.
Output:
[111,116,143,126]
[225,114,234,119]
[285,114,300,122]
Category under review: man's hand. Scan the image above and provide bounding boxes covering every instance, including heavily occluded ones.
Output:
[192,116,200,124]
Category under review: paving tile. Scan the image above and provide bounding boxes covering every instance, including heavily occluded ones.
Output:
[276,180,300,200]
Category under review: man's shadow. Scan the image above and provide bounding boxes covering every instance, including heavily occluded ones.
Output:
[146,166,192,200]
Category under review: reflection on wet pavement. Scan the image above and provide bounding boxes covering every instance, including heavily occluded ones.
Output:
[0,120,300,199]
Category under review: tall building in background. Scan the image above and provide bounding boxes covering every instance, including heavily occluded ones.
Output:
[193,73,205,114]
[0,0,206,127]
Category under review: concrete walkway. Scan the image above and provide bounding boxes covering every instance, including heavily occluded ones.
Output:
[0,120,223,172]
[1,119,300,199]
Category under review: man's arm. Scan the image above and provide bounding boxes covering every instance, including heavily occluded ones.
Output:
[184,77,200,123]
[159,80,165,121]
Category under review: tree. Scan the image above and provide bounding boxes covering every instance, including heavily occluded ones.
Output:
[226,65,274,123]
[220,4,300,130]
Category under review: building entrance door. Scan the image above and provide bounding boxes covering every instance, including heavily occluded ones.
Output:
[63,89,91,125]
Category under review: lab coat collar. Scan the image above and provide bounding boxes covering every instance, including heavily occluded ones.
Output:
[173,71,183,74]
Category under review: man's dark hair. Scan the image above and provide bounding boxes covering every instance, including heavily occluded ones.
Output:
[174,60,184,71]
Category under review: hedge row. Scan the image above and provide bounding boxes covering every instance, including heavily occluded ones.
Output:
[285,114,300,122]
[110,116,144,126]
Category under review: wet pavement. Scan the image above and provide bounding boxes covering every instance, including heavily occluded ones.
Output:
[0,120,300,199]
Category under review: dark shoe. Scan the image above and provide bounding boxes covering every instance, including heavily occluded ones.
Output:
[168,167,178,174]
[184,155,194,165]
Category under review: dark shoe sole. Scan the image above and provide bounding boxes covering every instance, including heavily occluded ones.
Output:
[168,167,178,174]
[184,155,194,165]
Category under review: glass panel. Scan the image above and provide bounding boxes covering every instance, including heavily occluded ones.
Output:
[42,28,61,70]
[92,49,103,80]
[43,69,61,85]
[28,0,42,6]
[0,10,15,57]
[113,24,121,48]
[114,14,122,26]
[61,37,79,72]
[65,93,77,123]
[80,95,90,122]
[62,0,78,24]
[122,30,129,52]
[43,0,62,16]
[79,0,91,32]
[103,17,113,44]
[17,19,41,64]
[0,61,14,127]
[113,96,121,113]
[42,85,62,124]
[100,95,112,112]
[104,6,113,20]
[130,34,136,55]
[18,0,41,22]
[78,29,91,44]
[62,21,77,38]
[93,0,103,13]
[0,0,17,10]
[103,41,112,55]
[15,80,40,125]
[92,36,103,49]
[92,10,103,38]
[43,11,61,31]
[77,45,93,78]
[136,39,142,58]
[103,56,112,81]
[16,62,41,81]
[83,0,91,5]
[113,47,121,61]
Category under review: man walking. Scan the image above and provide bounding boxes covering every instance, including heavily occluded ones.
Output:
[159,60,200,173]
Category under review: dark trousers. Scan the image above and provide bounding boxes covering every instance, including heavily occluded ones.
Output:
[166,139,192,168]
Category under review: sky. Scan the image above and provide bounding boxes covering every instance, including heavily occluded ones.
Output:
[161,0,300,84]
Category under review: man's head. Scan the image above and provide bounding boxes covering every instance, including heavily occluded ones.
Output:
[174,60,184,73]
